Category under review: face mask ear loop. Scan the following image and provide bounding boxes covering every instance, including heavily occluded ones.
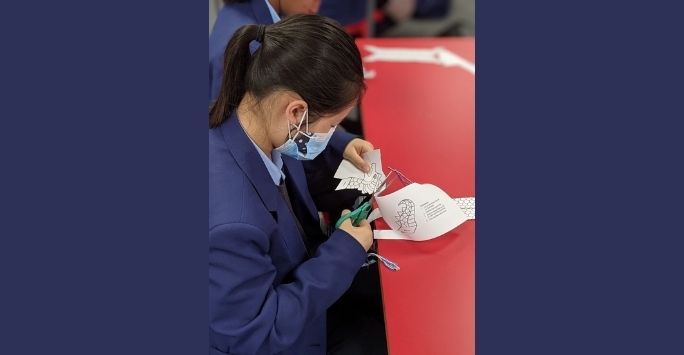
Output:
[304,109,309,134]
[287,121,294,140]
[295,109,306,131]
[289,109,308,140]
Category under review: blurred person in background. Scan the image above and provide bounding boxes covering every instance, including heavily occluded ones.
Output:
[210,0,321,102]
[376,0,450,34]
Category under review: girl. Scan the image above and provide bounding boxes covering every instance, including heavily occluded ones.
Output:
[209,15,383,355]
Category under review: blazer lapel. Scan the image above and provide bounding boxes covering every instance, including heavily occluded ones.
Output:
[250,0,276,25]
[221,113,279,213]
[282,156,320,223]
[221,113,309,264]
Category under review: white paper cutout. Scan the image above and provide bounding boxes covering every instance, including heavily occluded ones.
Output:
[373,229,413,240]
[373,183,467,241]
[370,198,475,225]
[367,208,382,223]
[363,45,475,74]
[334,149,385,194]
[454,197,475,220]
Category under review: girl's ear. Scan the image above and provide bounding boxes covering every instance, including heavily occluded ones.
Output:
[284,100,307,126]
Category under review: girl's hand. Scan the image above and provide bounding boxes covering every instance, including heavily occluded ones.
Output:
[338,209,373,251]
[343,138,375,173]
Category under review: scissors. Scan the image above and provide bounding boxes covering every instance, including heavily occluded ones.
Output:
[335,170,400,229]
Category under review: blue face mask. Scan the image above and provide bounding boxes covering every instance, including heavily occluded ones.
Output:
[275,109,336,160]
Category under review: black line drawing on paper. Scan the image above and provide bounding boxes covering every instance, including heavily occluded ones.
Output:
[454,197,475,220]
[338,163,384,194]
[395,199,417,234]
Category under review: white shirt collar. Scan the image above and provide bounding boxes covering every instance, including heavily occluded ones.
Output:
[264,0,281,23]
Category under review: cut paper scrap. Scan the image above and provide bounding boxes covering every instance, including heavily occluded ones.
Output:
[367,208,382,223]
[334,149,385,195]
[374,229,417,240]
[363,45,475,74]
[373,183,467,241]
[454,197,475,220]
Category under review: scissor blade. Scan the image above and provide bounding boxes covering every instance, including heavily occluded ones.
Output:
[372,171,396,196]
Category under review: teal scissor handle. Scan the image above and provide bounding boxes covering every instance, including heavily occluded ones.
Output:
[335,201,372,229]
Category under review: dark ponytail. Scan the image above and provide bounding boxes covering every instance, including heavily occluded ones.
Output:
[209,24,260,128]
[209,15,366,128]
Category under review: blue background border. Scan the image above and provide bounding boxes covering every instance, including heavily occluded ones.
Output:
[1,0,683,354]
[1,1,208,353]
[477,0,684,353]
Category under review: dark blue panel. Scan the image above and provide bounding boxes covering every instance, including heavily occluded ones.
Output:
[0,1,208,354]
[477,0,684,354]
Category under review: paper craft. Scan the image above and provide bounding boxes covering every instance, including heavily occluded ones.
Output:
[373,183,467,241]
[334,149,385,194]
[454,197,475,220]
[367,208,382,223]
[369,197,475,224]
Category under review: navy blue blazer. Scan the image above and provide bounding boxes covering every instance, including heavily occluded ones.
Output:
[209,113,367,355]
[210,0,274,102]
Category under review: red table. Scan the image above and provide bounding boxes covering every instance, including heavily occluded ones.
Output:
[358,38,475,355]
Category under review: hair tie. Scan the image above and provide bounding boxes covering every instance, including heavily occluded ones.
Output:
[256,25,266,43]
